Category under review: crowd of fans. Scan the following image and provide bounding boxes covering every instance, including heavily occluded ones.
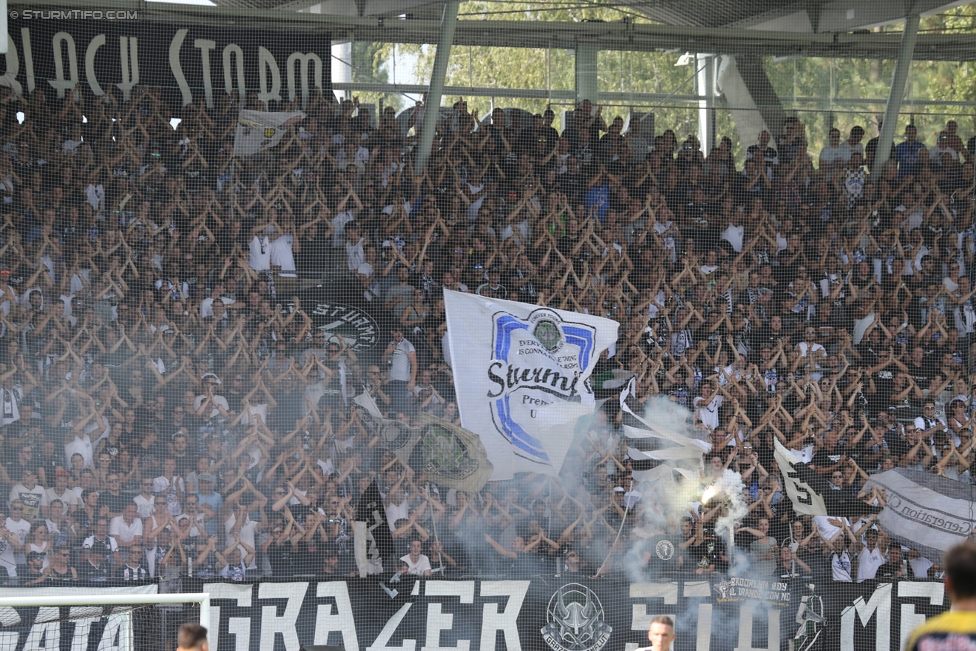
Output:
[0,82,970,589]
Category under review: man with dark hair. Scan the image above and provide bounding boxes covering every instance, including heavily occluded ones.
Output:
[177,623,209,651]
[635,615,676,651]
[905,542,976,651]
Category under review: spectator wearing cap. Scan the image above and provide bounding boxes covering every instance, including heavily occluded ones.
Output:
[41,467,80,517]
[194,473,223,539]
[9,467,45,520]
[154,458,186,517]
[186,456,214,495]
[476,267,507,299]
[195,373,230,422]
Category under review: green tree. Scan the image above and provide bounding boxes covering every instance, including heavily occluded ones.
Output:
[360,1,976,159]
[349,41,403,112]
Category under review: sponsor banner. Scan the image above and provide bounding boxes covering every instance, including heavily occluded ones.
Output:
[864,469,976,561]
[0,578,948,651]
[4,16,331,106]
[444,290,619,480]
[234,110,305,156]
[713,575,791,608]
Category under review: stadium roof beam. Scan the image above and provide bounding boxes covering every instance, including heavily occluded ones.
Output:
[872,13,921,176]
[12,1,976,62]
[413,1,458,173]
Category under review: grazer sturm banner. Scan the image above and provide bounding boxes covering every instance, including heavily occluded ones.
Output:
[443,289,619,480]
[0,578,947,651]
[2,14,331,106]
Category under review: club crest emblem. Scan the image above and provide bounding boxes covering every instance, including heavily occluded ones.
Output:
[655,539,675,561]
[541,583,612,651]
[488,308,596,465]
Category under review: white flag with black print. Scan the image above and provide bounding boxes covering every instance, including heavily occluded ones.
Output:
[233,110,305,156]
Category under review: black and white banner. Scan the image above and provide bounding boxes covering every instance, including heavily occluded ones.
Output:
[3,13,331,106]
[0,578,947,651]
[865,469,976,561]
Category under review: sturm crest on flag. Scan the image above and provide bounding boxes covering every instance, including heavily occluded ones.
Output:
[352,392,494,493]
[233,110,305,156]
[444,290,618,480]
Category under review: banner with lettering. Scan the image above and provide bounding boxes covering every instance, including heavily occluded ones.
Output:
[0,578,947,651]
[444,289,619,480]
[3,14,331,107]
[864,468,976,561]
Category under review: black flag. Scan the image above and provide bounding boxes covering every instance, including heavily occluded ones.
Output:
[774,440,882,518]
[355,480,394,558]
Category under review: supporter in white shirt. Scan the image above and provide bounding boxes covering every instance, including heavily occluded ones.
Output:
[5,500,32,566]
[345,222,366,271]
[399,539,432,576]
[65,429,94,469]
[856,528,885,582]
[268,230,298,279]
[109,504,144,546]
[384,487,411,531]
[200,284,237,319]
[929,131,959,165]
[223,503,261,570]
[42,468,82,515]
[818,128,849,178]
[720,208,745,253]
[812,515,849,542]
[9,469,45,520]
[248,233,272,271]
[830,536,854,583]
[795,327,826,358]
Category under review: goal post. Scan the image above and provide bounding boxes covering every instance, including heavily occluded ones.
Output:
[0,592,211,650]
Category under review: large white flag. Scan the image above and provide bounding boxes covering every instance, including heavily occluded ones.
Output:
[444,290,618,480]
[864,469,975,561]
[233,110,305,156]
